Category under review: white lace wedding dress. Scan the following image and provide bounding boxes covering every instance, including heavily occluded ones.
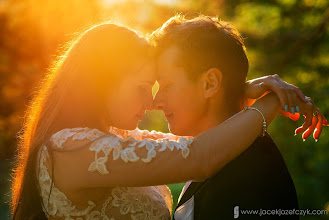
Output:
[37,127,194,220]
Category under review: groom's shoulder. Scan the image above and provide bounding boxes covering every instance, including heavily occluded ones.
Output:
[192,133,299,219]
[223,132,286,169]
[204,132,296,193]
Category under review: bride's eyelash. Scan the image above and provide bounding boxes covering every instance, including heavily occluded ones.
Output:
[139,85,150,91]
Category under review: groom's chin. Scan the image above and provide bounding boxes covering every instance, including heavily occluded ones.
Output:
[168,124,188,136]
[168,123,178,135]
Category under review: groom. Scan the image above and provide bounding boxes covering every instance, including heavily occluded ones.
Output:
[151,15,299,219]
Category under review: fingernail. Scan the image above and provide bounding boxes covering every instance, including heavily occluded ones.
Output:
[296,106,300,113]
[285,105,288,112]
[291,107,295,115]
[305,97,310,103]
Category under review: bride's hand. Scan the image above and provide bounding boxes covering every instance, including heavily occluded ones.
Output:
[245,74,328,141]
[245,74,306,112]
[285,96,328,142]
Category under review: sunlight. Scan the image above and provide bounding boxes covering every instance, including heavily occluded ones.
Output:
[152,81,160,98]
[153,0,177,5]
[102,0,177,6]
[102,0,126,7]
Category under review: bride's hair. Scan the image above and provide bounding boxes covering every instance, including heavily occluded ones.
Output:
[10,22,150,219]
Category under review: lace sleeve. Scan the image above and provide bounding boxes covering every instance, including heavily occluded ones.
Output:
[108,126,191,141]
[49,127,197,188]
[86,130,192,174]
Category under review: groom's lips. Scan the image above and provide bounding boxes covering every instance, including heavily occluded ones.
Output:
[136,112,144,120]
[165,113,174,120]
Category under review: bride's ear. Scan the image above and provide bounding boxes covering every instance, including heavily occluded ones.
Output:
[202,68,222,98]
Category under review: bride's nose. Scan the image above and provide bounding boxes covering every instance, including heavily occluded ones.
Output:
[144,94,154,111]
[144,103,154,111]
[153,93,166,111]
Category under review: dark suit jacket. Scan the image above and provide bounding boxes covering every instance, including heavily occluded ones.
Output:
[174,133,299,219]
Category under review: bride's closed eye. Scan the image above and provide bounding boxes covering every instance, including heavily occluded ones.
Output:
[137,82,152,90]
[138,85,149,92]
[137,84,154,99]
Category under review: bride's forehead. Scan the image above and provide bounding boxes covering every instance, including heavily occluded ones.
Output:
[132,64,156,82]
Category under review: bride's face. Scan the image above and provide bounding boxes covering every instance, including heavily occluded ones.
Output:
[106,61,156,130]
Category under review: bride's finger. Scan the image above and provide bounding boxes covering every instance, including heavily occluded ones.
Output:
[295,118,311,135]
[289,112,301,121]
[295,105,314,135]
[286,87,298,114]
[314,114,323,141]
[244,80,269,99]
[302,115,318,141]
[305,96,314,105]
[265,79,288,110]
[323,116,328,126]
[280,110,300,121]
[292,85,307,103]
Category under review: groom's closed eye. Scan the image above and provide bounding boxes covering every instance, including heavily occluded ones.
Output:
[138,80,154,86]
[138,80,155,87]
[159,81,173,89]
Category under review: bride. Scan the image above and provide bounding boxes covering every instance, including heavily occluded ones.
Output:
[10,22,325,220]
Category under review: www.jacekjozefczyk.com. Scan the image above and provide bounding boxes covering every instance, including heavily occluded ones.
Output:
[233,206,329,218]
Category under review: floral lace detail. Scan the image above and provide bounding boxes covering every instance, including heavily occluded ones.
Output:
[111,187,169,220]
[51,127,104,149]
[38,145,109,220]
[37,127,174,220]
[88,127,193,175]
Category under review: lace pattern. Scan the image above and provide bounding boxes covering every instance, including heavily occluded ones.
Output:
[38,145,100,219]
[37,127,183,220]
[51,127,193,175]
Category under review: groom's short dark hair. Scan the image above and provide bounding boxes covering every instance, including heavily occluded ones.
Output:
[150,14,249,109]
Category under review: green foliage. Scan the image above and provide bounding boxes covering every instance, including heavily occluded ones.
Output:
[0,0,328,219]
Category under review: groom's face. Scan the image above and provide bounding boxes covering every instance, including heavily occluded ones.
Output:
[154,46,207,136]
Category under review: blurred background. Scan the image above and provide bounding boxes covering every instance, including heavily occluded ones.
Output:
[0,0,328,219]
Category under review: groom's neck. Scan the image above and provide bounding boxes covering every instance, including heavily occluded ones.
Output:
[193,105,242,136]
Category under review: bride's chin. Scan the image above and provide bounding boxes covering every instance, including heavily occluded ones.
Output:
[125,122,139,131]
[112,121,138,131]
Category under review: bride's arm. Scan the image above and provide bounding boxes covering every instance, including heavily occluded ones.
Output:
[51,90,325,189]
[49,93,281,189]
[244,74,327,140]
[244,74,307,109]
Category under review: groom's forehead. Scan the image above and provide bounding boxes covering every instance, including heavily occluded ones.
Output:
[156,46,182,80]
[155,65,179,81]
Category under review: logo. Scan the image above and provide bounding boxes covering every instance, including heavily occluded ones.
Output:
[234,206,239,219]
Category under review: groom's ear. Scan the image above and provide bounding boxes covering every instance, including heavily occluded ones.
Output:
[202,68,222,98]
